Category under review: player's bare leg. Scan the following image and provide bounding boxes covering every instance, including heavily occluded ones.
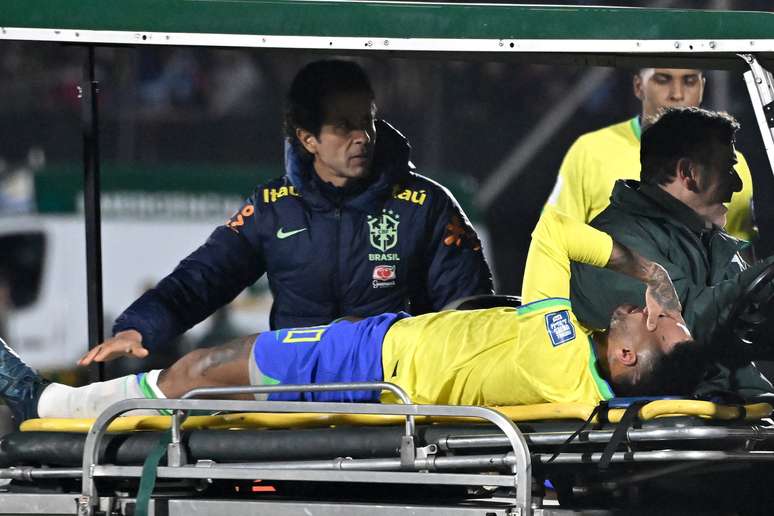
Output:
[157,334,256,399]
[0,334,259,422]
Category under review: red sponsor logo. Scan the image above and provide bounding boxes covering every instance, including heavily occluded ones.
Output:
[373,265,396,281]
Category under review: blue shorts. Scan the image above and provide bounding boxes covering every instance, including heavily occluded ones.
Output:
[251,312,409,402]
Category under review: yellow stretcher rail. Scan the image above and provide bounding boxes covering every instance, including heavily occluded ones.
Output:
[18,400,773,433]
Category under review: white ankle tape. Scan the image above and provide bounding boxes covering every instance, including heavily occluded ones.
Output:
[141,369,166,399]
[37,374,157,419]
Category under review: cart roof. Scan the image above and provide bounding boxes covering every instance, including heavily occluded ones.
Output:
[2,1,774,68]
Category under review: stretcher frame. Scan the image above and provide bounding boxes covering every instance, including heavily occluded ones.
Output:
[2,384,774,515]
[71,382,529,516]
[3,2,774,515]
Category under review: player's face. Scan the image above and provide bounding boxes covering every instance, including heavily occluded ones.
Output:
[608,303,692,354]
[634,68,705,121]
[298,90,376,187]
[689,142,743,228]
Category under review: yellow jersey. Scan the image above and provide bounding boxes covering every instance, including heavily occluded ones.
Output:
[381,208,615,406]
[545,117,755,242]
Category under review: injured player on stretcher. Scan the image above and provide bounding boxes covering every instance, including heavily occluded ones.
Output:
[0,207,704,424]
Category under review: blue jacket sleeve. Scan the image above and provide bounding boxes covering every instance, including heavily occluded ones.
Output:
[113,198,266,350]
[424,185,494,310]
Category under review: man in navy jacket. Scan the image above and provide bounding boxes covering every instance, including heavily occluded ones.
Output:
[80,60,493,365]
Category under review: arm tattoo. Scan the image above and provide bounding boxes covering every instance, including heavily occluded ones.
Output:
[607,240,679,309]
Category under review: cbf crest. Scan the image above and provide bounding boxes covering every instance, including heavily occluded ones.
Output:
[367,209,400,252]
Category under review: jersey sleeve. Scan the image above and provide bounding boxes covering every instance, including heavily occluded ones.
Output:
[423,184,493,310]
[725,150,755,242]
[522,207,613,302]
[545,138,591,222]
[112,194,267,350]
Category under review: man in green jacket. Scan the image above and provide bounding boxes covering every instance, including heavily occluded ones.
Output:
[568,107,774,400]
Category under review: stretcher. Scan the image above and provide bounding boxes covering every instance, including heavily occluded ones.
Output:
[1,383,773,516]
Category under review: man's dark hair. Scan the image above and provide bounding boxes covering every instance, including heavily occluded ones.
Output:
[613,339,707,397]
[640,107,739,186]
[284,59,374,159]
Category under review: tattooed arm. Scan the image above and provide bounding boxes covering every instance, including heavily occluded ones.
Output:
[606,240,683,330]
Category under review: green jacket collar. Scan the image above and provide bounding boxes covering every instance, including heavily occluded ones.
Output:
[611,180,711,235]
[638,183,710,234]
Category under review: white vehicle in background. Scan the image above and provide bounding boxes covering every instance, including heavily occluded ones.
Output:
[0,214,272,370]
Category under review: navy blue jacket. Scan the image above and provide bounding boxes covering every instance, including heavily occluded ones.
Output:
[114,121,493,350]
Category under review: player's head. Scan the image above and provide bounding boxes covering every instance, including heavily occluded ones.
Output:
[604,303,704,396]
[285,60,377,187]
[634,68,705,122]
[640,107,742,227]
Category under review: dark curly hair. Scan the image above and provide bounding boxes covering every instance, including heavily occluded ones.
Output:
[612,338,707,397]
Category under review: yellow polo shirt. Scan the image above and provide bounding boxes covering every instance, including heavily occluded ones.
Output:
[381,208,615,406]
[546,117,755,241]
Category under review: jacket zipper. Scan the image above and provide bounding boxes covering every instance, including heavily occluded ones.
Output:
[333,205,342,318]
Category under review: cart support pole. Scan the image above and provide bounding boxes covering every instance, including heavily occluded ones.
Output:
[742,54,774,178]
[81,45,105,382]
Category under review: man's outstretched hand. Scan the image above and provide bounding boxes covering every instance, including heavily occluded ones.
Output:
[77,329,150,366]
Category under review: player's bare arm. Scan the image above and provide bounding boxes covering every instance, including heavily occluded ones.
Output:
[606,240,682,330]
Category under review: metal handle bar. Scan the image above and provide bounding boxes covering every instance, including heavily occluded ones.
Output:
[171,383,416,457]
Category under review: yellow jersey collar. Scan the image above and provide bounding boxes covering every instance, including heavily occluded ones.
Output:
[588,336,615,400]
[517,297,572,315]
[630,116,642,141]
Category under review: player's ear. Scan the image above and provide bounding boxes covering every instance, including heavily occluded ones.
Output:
[296,128,318,155]
[633,73,644,101]
[616,346,638,367]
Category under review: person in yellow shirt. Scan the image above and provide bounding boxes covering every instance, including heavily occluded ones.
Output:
[546,68,755,241]
[0,208,701,424]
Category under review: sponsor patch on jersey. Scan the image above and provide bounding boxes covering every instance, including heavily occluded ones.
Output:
[545,310,576,347]
[262,186,300,204]
[393,187,427,206]
[373,265,396,281]
[225,204,256,233]
[372,265,397,289]
[443,213,482,251]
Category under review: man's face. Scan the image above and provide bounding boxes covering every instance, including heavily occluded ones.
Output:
[298,90,376,187]
[689,142,742,227]
[608,303,692,356]
[634,68,705,121]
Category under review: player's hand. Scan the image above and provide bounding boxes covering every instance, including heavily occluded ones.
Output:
[644,264,683,331]
[606,239,683,330]
[77,329,150,366]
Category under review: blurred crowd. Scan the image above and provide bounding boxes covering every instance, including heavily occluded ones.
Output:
[0,0,772,294]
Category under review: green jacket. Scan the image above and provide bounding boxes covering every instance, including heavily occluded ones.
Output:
[570,180,774,399]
